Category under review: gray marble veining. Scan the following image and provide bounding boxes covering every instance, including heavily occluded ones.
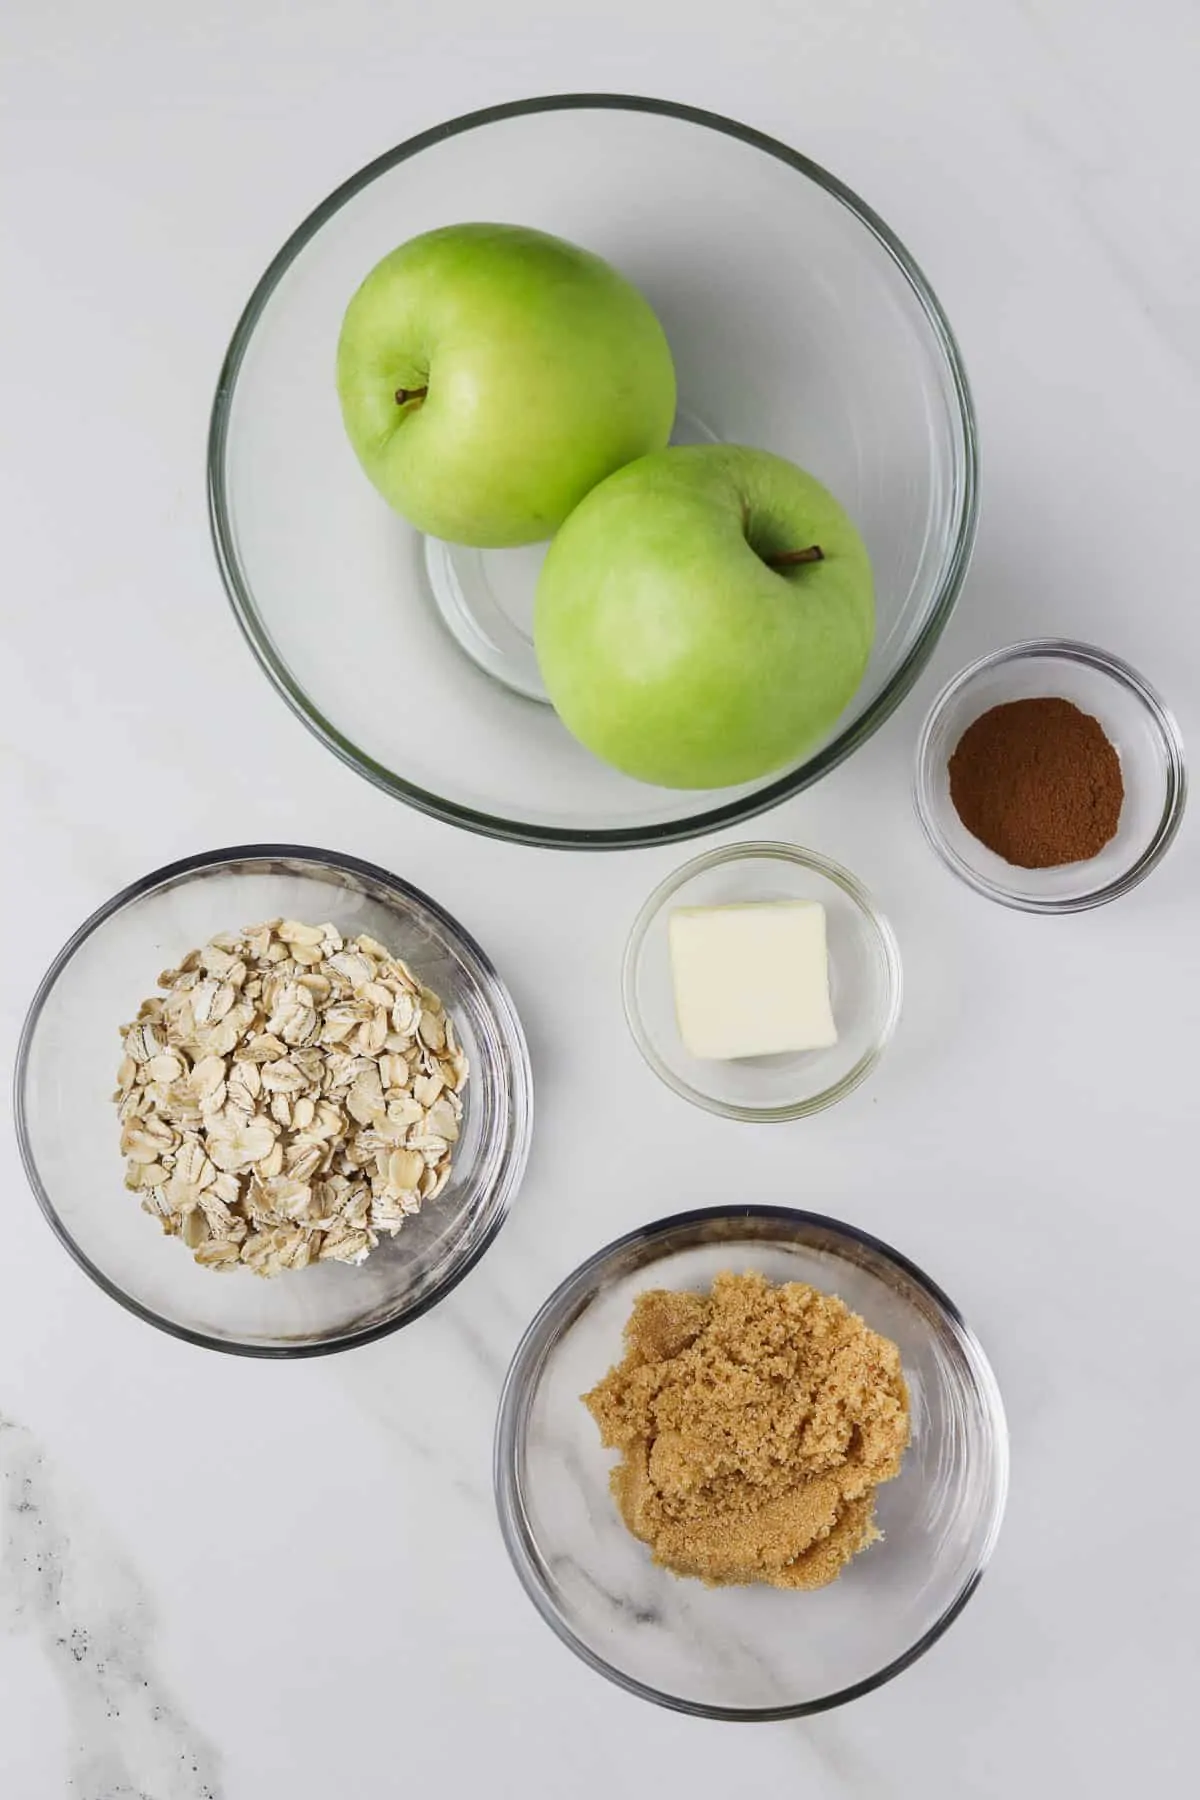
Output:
[0,1414,222,1800]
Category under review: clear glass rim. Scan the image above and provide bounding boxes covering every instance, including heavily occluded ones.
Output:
[207,91,980,851]
[13,843,533,1359]
[914,637,1188,914]
[622,841,903,1120]
[493,1203,1010,1721]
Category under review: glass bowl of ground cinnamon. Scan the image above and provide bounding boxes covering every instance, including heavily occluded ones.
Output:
[495,1205,1008,1719]
[915,639,1186,911]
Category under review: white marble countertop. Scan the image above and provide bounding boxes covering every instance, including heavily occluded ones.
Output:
[3,2,1198,1794]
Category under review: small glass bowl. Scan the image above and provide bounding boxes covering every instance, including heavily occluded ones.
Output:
[494,1206,1008,1720]
[915,639,1186,912]
[623,842,901,1121]
[15,846,532,1356]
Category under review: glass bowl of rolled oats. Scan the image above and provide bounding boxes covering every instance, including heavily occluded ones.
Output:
[15,845,532,1355]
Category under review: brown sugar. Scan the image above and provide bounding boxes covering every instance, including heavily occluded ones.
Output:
[583,1272,910,1590]
[947,696,1124,869]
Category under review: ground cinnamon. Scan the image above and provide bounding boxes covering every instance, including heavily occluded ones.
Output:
[948,696,1123,868]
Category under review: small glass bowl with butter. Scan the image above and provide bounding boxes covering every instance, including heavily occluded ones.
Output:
[623,842,902,1121]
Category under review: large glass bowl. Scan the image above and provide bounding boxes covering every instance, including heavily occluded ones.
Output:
[210,95,977,848]
[14,847,532,1356]
[495,1207,1008,1718]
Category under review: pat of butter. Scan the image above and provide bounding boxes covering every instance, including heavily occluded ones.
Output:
[668,900,837,1060]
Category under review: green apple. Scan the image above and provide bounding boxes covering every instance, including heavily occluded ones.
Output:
[335,223,676,547]
[534,445,874,788]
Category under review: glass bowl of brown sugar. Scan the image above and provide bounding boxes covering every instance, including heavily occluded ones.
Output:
[494,1206,1008,1719]
[915,639,1186,912]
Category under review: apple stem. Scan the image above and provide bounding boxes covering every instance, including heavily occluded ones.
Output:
[394,386,428,407]
[768,545,824,568]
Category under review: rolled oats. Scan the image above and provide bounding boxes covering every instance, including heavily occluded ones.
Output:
[113,920,468,1277]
